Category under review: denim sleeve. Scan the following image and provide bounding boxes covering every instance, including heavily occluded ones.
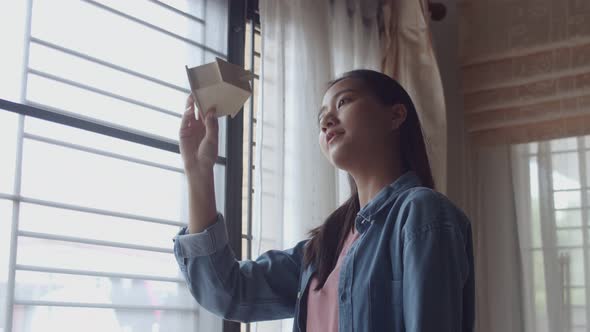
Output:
[401,190,472,331]
[173,213,306,323]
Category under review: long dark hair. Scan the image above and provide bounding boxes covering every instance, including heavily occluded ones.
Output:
[303,70,434,290]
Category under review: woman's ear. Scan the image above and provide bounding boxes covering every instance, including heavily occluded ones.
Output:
[390,104,407,130]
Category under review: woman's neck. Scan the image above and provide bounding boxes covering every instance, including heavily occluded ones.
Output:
[350,155,405,208]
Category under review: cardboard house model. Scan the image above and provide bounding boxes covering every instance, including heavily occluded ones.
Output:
[185,58,254,119]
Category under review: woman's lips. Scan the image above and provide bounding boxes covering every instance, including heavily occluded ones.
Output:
[327,132,343,145]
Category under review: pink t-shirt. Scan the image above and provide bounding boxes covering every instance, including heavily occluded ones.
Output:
[306,228,361,332]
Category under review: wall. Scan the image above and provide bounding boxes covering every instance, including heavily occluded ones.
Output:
[459,0,590,144]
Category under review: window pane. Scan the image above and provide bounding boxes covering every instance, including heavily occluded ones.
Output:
[26,76,228,157]
[551,152,580,190]
[158,0,205,19]
[557,229,583,247]
[15,270,196,308]
[0,200,13,331]
[242,195,249,236]
[214,164,226,216]
[529,156,542,248]
[0,1,28,102]
[253,78,260,117]
[180,164,225,218]
[252,319,283,332]
[554,191,581,209]
[26,0,230,159]
[19,203,179,249]
[0,111,19,194]
[28,42,185,115]
[26,74,181,142]
[242,239,248,260]
[555,210,582,228]
[25,117,183,169]
[572,306,586,327]
[570,288,586,306]
[95,0,204,41]
[5,0,232,330]
[30,0,214,89]
[550,137,577,152]
[528,142,538,154]
[567,249,586,286]
[17,237,178,279]
[219,117,227,158]
[12,306,197,332]
[21,139,183,221]
[244,23,261,75]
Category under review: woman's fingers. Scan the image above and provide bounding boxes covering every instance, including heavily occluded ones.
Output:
[180,96,219,170]
[185,94,195,110]
[179,108,195,137]
[180,94,217,144]
[197,105,206,122]
[186,93,208,123]
[180,95,203,136]
[203,108,218,144]
[185,94,201,122]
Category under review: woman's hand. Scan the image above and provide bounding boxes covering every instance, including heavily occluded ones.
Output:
[179,94,218,180]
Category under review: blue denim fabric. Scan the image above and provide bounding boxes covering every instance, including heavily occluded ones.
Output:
[173,171,475,331]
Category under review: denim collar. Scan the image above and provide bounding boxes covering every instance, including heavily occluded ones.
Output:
[355,171,422,232]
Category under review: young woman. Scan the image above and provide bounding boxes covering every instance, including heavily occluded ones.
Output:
[174,70,475,332]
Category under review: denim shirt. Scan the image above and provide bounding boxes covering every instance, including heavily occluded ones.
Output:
[173,171,475,331]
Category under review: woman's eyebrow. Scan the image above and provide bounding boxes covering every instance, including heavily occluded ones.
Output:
[318,88,357,121]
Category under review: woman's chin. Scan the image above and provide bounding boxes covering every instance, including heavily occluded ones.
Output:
[328,146,354,170]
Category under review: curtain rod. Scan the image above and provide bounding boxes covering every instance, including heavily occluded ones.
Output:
[428,2,446,21]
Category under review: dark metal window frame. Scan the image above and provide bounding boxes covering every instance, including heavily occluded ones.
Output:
[243,0,260,265]
[224,1,247,332]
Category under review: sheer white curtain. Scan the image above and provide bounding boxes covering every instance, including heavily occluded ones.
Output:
[330,0,382,205]
[471,145,524,332]
[253,0,380,331]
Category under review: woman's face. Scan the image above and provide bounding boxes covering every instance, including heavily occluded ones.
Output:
[318,78,400,171]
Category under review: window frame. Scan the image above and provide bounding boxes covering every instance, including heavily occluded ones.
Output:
[238,1,260,331]
[224,0,246,331]
[522,138,590,331]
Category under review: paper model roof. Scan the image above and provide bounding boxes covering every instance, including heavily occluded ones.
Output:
[186,58,254,118]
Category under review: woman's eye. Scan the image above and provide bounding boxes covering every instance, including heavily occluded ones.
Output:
[337,98,349,108]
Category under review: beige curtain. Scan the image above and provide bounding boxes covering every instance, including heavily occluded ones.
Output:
[380,0,448,193]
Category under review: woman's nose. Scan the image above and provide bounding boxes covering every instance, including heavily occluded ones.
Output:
[321,119,332,132]
[320,113,336,131]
